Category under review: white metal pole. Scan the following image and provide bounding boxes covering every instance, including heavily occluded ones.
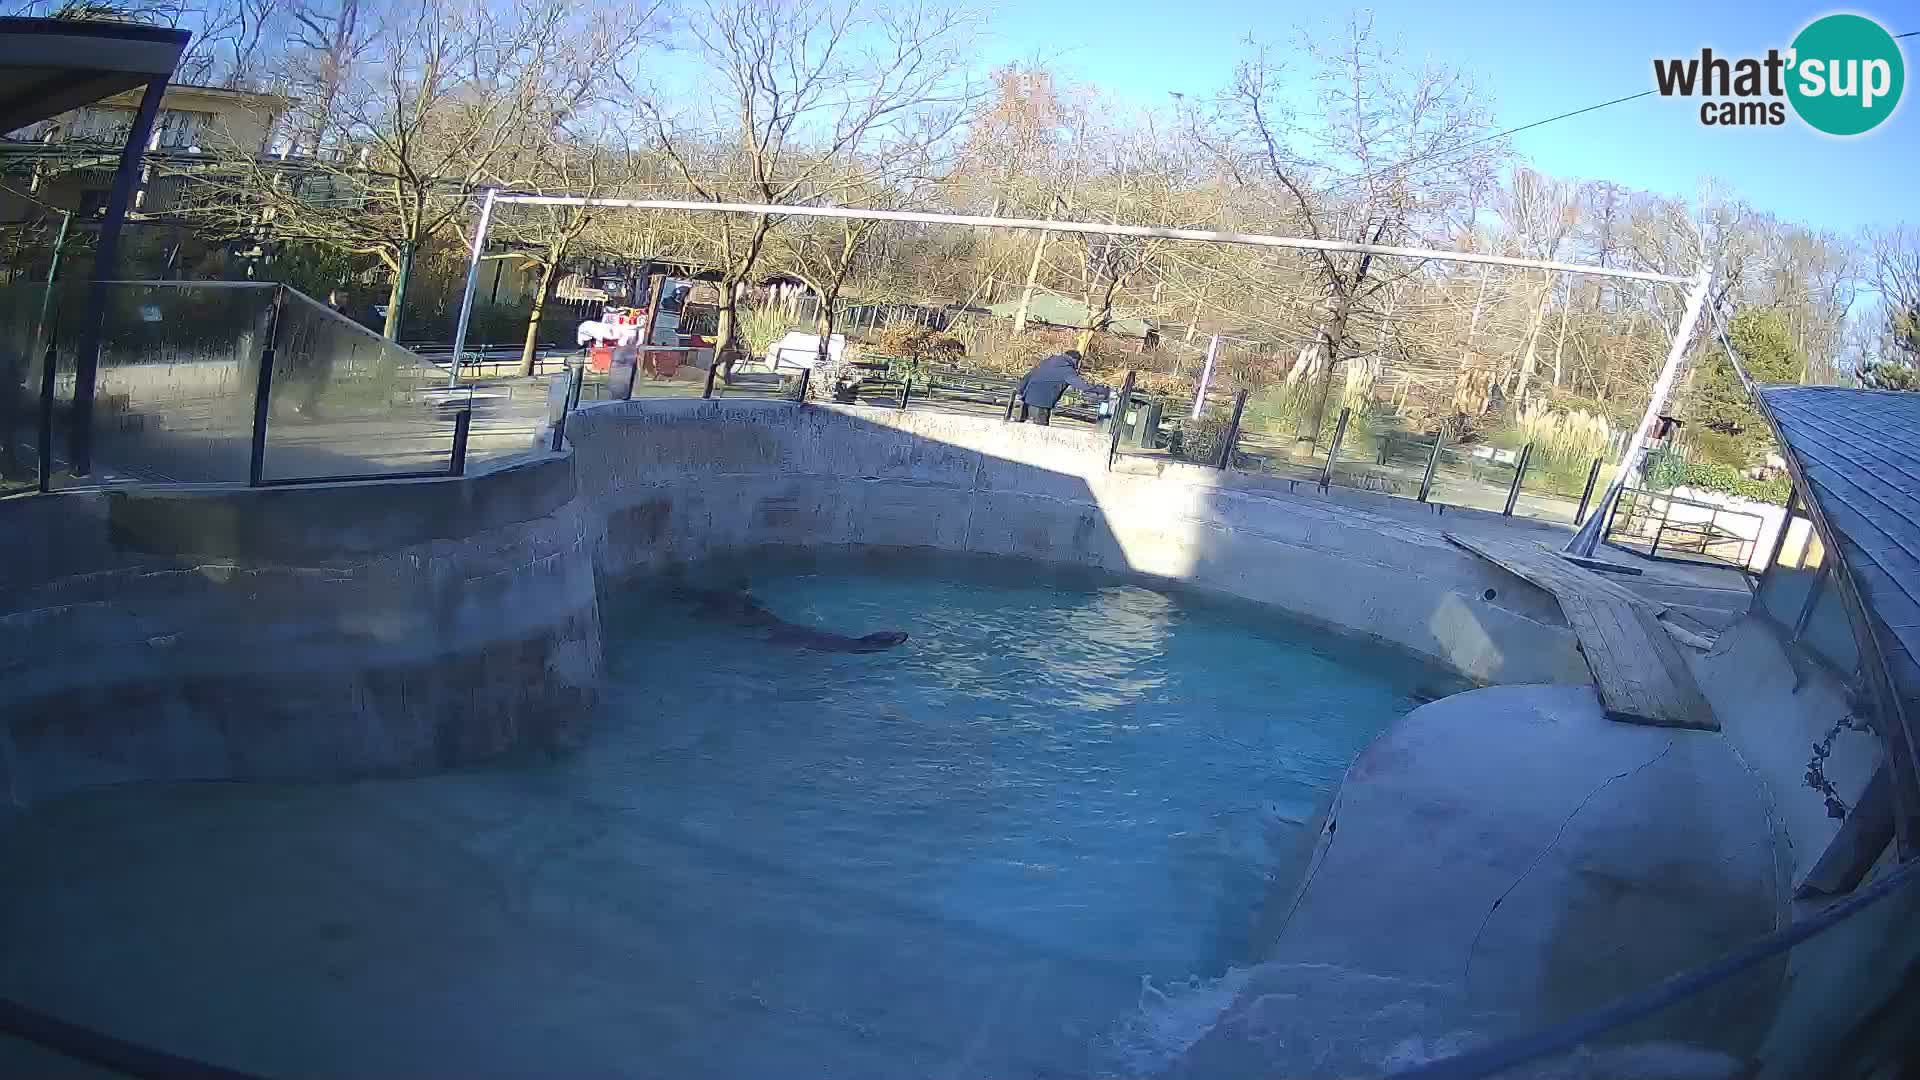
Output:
[1565,265,1714,558]
[448,187,498,387]
[493,196,1693,286]
[1193,334,1219,420]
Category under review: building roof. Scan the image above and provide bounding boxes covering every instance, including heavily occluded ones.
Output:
[985,291,1153,339]
[0,18,188,133]
[1757,386,1920,708]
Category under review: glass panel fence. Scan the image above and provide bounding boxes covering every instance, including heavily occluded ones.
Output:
[53,282,276,486]
[1426,441,1523,516]
[1232,382,1325,482]
[261,288,462,482]
[0,280,51,494]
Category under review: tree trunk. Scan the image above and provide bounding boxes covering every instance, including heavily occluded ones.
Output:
[1012,226,1047,338]
[1512,275,1551,403]
[382,241,414,340]
[519,260,560,376]
[1552,296,1569,389]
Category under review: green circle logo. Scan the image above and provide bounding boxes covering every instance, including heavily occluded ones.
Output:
[1787,14,1904,135]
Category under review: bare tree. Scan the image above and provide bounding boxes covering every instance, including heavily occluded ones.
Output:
[182,0,639,337]
[639,0,976,380]
[1193,13,1505,441]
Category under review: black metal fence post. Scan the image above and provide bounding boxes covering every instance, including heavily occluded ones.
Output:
[898,377,910,410]
[35,324,57,493]
[1574,458,1603,525]
[449,408,471,476]
[1003,388,1019,422]
[1319,407,1351,489]
[246,288,287,487]
[1503,442,1534,517]
[1105,370,1138,471]
[70,74,169,478]
[1417,430,1446,503]
[796,365,811,404]
[1215,388,1249,470]
[552,357,586,453]
[701,353,720,399]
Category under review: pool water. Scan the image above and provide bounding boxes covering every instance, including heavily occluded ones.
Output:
[0,557,1447,1078]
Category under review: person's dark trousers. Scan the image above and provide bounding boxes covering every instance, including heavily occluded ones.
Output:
[1018,402,1052,426]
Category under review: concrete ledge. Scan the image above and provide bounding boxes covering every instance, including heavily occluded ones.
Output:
[105,450,575,561]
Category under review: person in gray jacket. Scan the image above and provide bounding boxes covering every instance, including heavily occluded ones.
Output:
[1014,349,1104,425]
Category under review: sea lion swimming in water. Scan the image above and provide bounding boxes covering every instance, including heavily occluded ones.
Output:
[678,586,910,653]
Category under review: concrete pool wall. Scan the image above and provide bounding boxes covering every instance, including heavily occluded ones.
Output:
[2,397,1587,807]
[568,398,1589,687]
[0,453,601,806]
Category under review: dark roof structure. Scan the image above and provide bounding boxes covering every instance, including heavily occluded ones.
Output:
[0,18,189,134]
[1758,386,1920,711]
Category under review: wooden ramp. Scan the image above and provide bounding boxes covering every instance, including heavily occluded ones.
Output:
[1446,533,1718,731]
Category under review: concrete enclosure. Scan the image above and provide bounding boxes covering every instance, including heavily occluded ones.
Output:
[569,398,1589,687]
[0,453,601,806]
[2,397,1595,808]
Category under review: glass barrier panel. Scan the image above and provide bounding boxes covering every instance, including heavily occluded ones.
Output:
[49,282,276,485]
[1232,383,1323,481]
[458,374,560,470]
[1797,581,1861,676]
[0,280,51,493]
[261,288,458,481]
[1428,443,1522,516]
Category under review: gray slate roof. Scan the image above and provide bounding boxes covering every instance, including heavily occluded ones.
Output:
[1756,386,1920,706]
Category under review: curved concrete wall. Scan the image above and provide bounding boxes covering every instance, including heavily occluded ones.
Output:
[0,454,601,806]
[568,398,1588,687]
[3,398,1591,808]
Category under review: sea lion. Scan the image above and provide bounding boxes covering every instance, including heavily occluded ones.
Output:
[679,586,910,653]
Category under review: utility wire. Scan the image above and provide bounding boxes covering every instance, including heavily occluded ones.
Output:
[1324,28,1915,194]
[1319,90,1657,196]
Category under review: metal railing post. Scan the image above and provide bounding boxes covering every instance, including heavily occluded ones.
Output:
[702,355,719,399]
[796,365,811,404]
[1319,406,1351,488]
[35,323,57,493]
[1105,370,1138,471]
[449,407,471,476]
[1216,388,1249,470]
[246,288,287,487]
[1574,458,1603,525]
[1417,430,1445,503]
[1003,387,1019,422]
[898,377,910,410]
[1503,442,1534,517]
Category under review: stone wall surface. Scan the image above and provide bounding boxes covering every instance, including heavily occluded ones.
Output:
[568,398,1588,687]
[3,398,1593,807]
[0,454,601,806]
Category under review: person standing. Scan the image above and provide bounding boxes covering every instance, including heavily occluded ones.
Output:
[1014,349,1103,426]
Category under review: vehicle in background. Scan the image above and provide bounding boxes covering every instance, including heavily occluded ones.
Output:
[767,330,847,371]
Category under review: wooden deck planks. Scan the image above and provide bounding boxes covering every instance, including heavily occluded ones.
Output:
[1445,533,1718,730]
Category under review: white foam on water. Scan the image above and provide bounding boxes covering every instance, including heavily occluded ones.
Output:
[1097,967,1254,1077]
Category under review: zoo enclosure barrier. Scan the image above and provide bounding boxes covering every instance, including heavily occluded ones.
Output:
[0,280,557,495]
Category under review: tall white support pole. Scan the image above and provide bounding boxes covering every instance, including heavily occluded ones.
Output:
[448,187,499,388]
[1193,334,1219,420]
[1565,265,1714,558]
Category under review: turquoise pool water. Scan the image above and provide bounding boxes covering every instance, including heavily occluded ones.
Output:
[0,556,1446,1078]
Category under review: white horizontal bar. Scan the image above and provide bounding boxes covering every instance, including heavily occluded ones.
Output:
[492,195,1693,284]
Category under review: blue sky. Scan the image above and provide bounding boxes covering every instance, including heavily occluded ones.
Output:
[978,0,1916,235]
